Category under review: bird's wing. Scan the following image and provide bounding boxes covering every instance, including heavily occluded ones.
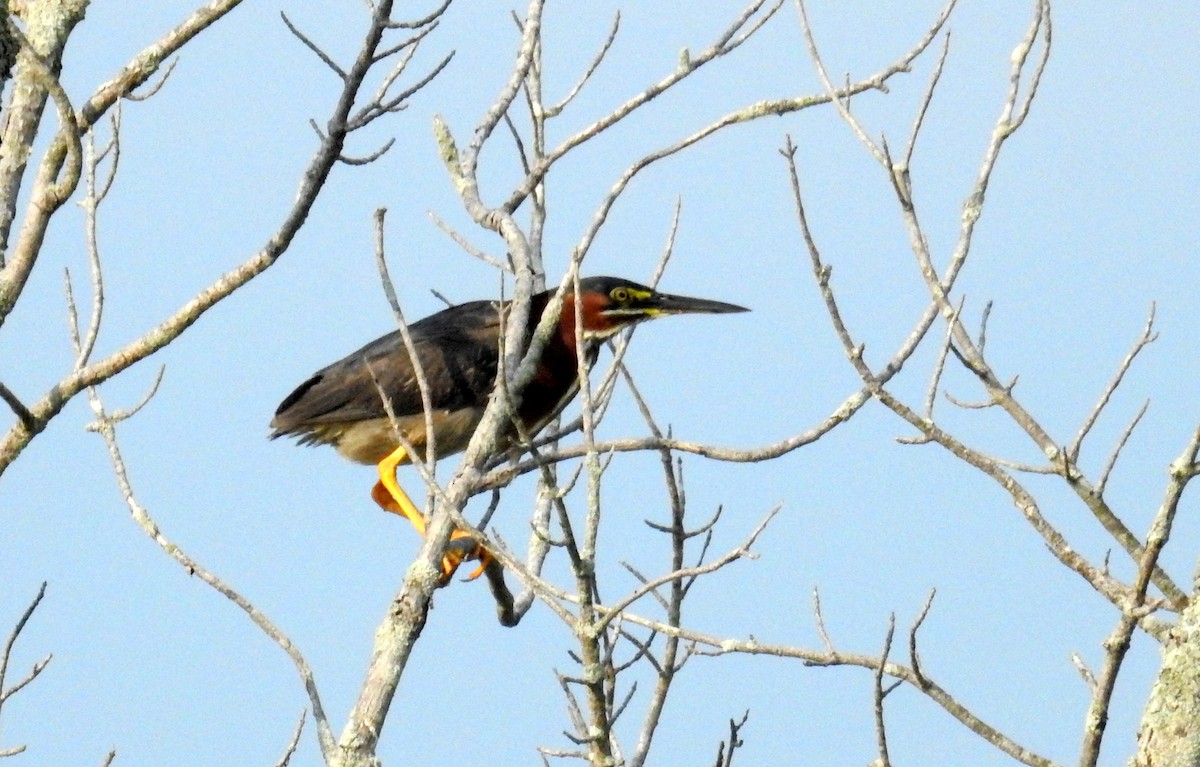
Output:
[270,301,502,435]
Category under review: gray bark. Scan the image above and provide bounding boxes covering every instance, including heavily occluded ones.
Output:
[1131,591,1200,767]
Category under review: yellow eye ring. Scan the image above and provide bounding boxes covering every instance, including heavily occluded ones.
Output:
[611,287,630,302]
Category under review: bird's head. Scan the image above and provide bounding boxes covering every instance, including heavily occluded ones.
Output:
[564,276,748,342]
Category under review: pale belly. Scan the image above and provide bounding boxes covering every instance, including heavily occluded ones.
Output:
[322,407,486,465]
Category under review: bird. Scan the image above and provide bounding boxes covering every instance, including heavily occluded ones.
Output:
[270,276,748,582]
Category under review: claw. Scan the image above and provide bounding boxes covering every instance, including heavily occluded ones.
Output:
[445,531,491,582]
[372,446,494,584]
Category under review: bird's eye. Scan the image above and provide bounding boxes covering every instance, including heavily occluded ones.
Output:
[611,287,629,302]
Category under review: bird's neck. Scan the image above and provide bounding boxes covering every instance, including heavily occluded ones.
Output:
[553,292,615,354]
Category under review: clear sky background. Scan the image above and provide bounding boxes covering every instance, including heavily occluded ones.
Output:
[1,1,1197,765]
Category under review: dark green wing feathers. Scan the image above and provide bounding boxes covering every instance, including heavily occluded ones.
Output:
[269,300,503,440]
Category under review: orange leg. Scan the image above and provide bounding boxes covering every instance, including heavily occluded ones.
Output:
[372,445,491,582]
[375,445,425,533]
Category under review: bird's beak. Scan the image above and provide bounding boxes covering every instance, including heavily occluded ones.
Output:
[637,290,749,317]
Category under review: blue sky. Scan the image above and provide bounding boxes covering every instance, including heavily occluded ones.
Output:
[1,1,1197,765]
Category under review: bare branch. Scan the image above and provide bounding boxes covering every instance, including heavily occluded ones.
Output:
[280,11,348,80]
[909,590,935,689]
[1005,0,1052,132]
[446,19,969,586]
[873,616,897,767]
[0,1,88,268]
[1071,652,1097,693]
[977,300,993,353]
[338,137,396,165]
[812,587,837,656]
[547,11,620,116]
[349,50,454,130]
[385,0,453,30]
[0,381,32,431]
[1069,304,1157,462]
[596,506,780,634]
[796,0,957,167]
[427,209,511,272]
[0,20,85,319]
[899,295,962,437]
[460,0,545,182]
[272,710,306,767]
[1097,400,1149,496]
[902,29,951,171]
[1,0,444,482]
[808,0,1182,614]
[710,711,750,767]
[503,112,531,174]
[858,369,1167,634]
[556,592,1060,767]
[73,113,121,370]
[80,0,248,129]
[124,59,177,102]
[0,656,51,722]
[503,0,941,215]
[0,581,50,712]
[372,21,439,63]
[1080,423,1198,764]
[86,384,337,760]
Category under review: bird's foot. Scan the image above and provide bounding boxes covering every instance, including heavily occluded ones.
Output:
[442,530,492,584]
[372,480,492,584]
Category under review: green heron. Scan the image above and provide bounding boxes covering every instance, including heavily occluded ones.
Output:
[270,276,747,581]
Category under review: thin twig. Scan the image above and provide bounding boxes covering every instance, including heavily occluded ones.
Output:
[0,582,49,709]
[280,11,347,79]
[596,506,779,635]
[1069,304,1157,462]
[710,711,750,767]
[273,710,306,767]
[902,30,951,170]
[1071,652,1097,693]
[1097,400,1149,496]
[125,59,177,102]
[373,207,441,490]
[812,587,837,656]
[0,382,33,430]
[547,11,620,116]
[873,616,896,767]
[427,209,511,272]
[909,589,935,689]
